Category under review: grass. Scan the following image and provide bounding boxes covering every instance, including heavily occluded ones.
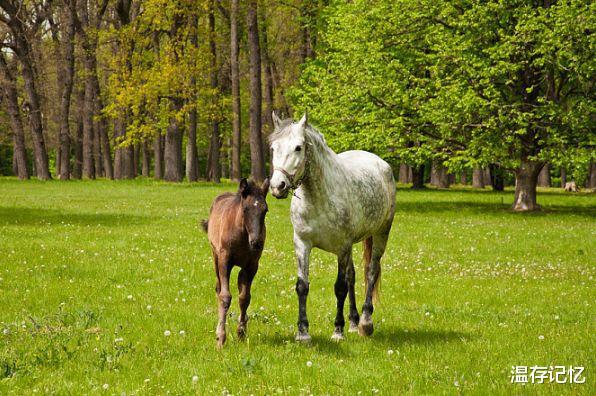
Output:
[0,178,594,395]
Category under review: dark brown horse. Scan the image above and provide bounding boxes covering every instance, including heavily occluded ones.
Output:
[201,178,270,348]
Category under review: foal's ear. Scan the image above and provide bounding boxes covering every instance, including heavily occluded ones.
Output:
[272,111,282,129]
[261,178,270,196]
[239,178,249,197]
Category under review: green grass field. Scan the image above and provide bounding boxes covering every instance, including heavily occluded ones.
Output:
[0,178,594,394]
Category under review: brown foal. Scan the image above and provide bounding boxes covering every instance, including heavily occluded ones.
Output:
[201,178,270,348]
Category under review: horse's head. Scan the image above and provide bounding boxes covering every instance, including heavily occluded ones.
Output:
[239,178,270,251]
[269,112,308,199]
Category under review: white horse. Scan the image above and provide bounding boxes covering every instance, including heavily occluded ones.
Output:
[269,113,396,342]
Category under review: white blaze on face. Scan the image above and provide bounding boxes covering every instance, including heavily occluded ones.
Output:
[270,115,308,197]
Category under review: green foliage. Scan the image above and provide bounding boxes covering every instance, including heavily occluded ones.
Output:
[291,0,594,176]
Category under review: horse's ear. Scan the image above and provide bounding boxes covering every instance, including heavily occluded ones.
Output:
[297,112,308,128]
[261,178,270,196]
[239,178,249,197]
[272,111,282,129]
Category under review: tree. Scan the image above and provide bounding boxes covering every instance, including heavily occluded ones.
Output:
[229,0,241,182]
[0,53,29,179]
[292,0,594,211]
[0,0,51,180]
[247,0,265,183]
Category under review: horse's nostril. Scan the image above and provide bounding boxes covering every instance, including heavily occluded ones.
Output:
[279,181,286,190]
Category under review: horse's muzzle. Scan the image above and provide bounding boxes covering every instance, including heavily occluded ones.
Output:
[271,185,290,199]
[249,239,264,251]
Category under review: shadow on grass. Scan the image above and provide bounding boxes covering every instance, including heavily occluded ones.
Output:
[261,326,469,355]
[373,326,470,346]
[0,206,148,226]
[395,200,595,217]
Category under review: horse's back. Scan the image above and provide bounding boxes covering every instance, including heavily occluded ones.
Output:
[207,193,239,250]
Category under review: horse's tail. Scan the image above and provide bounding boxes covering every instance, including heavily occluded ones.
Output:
[200,219,209,233]
[363,236,380,303]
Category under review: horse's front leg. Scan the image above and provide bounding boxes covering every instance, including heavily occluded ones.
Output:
[237,264,257,339]
[331,248,351,341]
[215,254,232,348]
[294,235,312,342]
[346,253,360,333]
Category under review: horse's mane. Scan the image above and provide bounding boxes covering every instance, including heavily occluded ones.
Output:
[268,118,330,152]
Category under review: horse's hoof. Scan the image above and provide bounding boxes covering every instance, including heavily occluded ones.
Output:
[295,332,312,343]
[331,332,345,342]
[358,320,374,337]
[348,322,359,333]
[237,327,246,340]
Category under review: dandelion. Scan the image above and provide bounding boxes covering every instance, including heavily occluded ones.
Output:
[179,330,186,336]
[114,337,124,343]
[306,361,313,367]
[192,375,199,384]
[146,305,152,310]
[2,328,10,335]
[387,349,394,355]
[164,330,171,337]
[538,335,544,340]
[102,384,109,390]
[127,295,133,300]
[144,379,150,384]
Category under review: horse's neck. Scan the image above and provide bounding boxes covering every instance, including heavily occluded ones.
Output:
[301,136,343,200]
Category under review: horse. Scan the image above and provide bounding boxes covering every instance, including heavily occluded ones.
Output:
[201,178,270,348]
[269,112,396,342]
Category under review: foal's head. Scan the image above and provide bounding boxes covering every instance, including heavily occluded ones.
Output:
[239,178,270,251]
[269,112,309,199]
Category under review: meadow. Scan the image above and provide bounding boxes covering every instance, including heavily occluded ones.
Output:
[0,178,594,395]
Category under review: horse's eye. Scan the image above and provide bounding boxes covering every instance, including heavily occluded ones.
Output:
[295,145,302,152]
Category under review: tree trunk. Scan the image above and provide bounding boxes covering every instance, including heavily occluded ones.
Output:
[142,140,150,177]
[460,171,467,185]
[206,2,221,183]
[16,40,51,180]
[537,163,550,187]
[0,54,29,180]
[230,0,241,182]
[153,134,164,180]
[483,168,491,187]
[82,51,95,179]
[261,15,274,135]
[512,161,542,211]
[247,0,266,183]
[431,161,450,188]
[186,106,199,181]
[472,167,485,188]
[164,101,183,182]
[411,164,425,189]
[398,164,411,184]
[489,164,505,191]
[560,168,566,187]
[589,161,596,189]
[73,85,84,179]
[54,1,76,180]
[185,12,199,182]
[94,84,113,179]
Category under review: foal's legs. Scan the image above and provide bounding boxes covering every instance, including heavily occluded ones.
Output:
[332,249,351,341]
[215,253,232,348]
[359,231,390,337]
[294,234,312,342]
[237,265,257,339]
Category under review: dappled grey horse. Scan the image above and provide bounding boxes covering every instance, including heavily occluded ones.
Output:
[269,113,396,341]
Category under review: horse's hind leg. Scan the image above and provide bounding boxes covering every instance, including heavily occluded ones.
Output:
[359,231,390,337]
[331,249,351,341]
[215,253,232,348]
[237,265,257,339]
